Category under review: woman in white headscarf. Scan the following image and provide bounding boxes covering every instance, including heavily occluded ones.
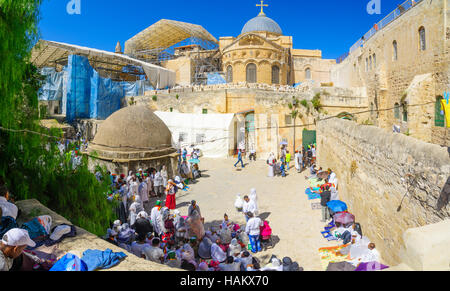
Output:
[129,203,137,227]
[249,188,259,216]
[137,211,149,220]
[228,238,242,257]
[267,153,275,177]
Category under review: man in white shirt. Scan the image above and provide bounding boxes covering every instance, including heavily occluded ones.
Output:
[245,212,263,254]
[0,186,18,220]
[242,196,257,222]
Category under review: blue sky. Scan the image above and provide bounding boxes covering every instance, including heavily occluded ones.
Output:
[38,0,405,59]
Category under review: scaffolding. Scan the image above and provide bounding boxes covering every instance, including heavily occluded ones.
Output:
[124,19,221,85]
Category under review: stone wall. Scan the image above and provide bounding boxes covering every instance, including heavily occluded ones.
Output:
[331,0,450,144]
[317,118,450,266]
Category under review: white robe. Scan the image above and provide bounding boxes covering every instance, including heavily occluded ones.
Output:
[211,243,227,263]
[150,207,163,235]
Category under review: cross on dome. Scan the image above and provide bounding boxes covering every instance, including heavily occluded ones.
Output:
[256,0,269,16]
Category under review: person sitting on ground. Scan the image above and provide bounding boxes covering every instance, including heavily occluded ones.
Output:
[143,237,165,264]
[260,257,283,271]
[228,238,242,257]
[221,214,232,230]
[165,251,182,269]
[211,238,227,263]
[219,255,241,271]
[0,186,18,220]
[0,228,36,271]
[236,251,253,271]
[198,236,213,260]
[130,232,151,259]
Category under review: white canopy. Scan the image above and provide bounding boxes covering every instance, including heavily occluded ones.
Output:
[154,111,237,158]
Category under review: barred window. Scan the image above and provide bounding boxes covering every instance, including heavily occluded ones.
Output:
[246,63,257,83]
[419,27,426,51]
[272,65,280,84]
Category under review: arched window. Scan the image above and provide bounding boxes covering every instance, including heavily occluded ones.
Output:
[365,58,368,72]
[226,65,233,83]
[393,41,398,61]
[305,68,311,80]
[373,54,376,68]
[272,65,280,84]
[369,55,372,70]
[419,27,426,51]
[394,103,400,119]
[435,96,445,127]
[246,63,257,83]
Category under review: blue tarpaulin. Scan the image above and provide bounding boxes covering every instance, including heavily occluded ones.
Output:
[39,67,65,101]
[207,72,226,85]
[42,54,155,123]
[90,71,123,120]
[66,55,93,122]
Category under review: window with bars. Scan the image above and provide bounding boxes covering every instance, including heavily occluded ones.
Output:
[394,103,400,119]
[246,63,257,83]
[196,133,206,144]
[305,68,311,80]
[226,66,233,83]
[393,40,398,61]
[419,27,426,51]
[272,65,280,84]
[178,132,187,143]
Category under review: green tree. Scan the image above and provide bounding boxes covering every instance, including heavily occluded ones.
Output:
[287,96,303,153]
[0,0,116,236]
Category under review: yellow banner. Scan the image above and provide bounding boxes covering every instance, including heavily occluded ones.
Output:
[441,98,450,128]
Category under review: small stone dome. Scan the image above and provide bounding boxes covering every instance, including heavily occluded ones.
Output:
[89,106,172,153]
[241,12,282,35]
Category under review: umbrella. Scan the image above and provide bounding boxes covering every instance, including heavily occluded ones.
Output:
[188,159,200,164]
[326,200,348,213]
[326,262,356,271]
[317,171,329,180]
[280,141,288,146]
[333,212,355,225]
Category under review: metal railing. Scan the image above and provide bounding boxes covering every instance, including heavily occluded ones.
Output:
[339,0,423,63]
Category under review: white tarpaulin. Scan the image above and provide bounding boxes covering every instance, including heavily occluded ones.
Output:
[155,111,236,158]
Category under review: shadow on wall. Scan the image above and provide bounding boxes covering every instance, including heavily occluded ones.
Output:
[436,176,450,211]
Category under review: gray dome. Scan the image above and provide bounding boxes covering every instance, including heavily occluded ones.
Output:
[241,13,282,35]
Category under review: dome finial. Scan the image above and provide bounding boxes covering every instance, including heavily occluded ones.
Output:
[256,0,268,16]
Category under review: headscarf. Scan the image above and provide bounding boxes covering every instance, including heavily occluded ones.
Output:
[137,211,149,220]
[249,188,258,206]
[197,262,209,271]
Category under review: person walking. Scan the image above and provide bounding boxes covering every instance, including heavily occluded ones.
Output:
[234,149,245,168]
[285,151,291,171]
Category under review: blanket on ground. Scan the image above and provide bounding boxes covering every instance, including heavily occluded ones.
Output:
[81,249,127,271]
[318,244,351,270]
